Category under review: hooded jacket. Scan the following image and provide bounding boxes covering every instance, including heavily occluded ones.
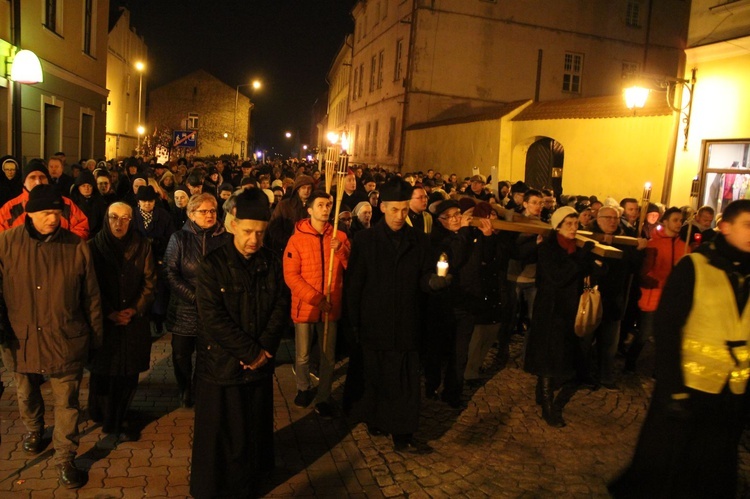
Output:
[283,218,350,323]
[0,189,90,240]
[638,224,688,312]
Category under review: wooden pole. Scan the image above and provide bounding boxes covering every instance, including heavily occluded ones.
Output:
[322,142,348,356]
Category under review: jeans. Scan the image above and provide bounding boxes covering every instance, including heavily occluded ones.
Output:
[465,323,501,380]
[14,370,83,464]
[295,321,336,404]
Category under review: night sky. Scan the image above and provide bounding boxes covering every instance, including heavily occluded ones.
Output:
[116,0,357,153]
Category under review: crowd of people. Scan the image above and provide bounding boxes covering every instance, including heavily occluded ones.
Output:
[0,152,748,498]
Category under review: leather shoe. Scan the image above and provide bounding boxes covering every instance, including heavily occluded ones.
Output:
[366,424,389,437]
[22,431,44,454]
[56,461,85,489]
[394,439,434,455]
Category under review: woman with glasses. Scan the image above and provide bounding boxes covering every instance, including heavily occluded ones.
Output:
[88,202,156,440]
[164,193,231,408]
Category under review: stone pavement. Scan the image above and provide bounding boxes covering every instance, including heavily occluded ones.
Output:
[0,333,748,498]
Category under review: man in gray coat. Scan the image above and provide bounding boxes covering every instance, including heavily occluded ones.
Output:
[0,184,103,489]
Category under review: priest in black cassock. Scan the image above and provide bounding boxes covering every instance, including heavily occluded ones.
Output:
[191,189,288,498]
[345,176,448,454]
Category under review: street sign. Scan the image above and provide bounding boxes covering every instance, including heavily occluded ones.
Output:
[172,130,197,148]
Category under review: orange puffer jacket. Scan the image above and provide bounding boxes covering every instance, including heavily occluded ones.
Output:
[283,218,350,323]
[638,225,688,312]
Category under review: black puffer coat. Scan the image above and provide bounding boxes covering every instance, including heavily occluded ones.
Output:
[195,243,289,385]
[164,220,231,337]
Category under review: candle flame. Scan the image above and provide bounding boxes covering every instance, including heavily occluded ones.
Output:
[327,132,339,145]
[341,133,350,152]
[645,182,651,189]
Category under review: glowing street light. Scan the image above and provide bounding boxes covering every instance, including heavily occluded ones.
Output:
[232,79,263,156]
[134,61,145,138]
[285,132,292,138]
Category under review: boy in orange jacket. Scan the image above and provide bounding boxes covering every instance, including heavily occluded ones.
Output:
[283,191,350,416]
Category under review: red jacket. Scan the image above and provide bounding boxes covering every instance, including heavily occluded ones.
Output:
[0,190,90,240]
[638,225,688,312]
[283,218,350,323]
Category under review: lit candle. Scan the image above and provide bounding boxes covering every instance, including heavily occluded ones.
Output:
[437,252,449,277]
[642,182,652,201]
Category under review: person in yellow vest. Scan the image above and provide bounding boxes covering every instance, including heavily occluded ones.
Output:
[609,199,750,499]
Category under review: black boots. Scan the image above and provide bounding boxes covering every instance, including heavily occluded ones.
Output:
[538,377,566,428]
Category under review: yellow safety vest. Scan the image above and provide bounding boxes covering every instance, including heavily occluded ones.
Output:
[682,253,750,395]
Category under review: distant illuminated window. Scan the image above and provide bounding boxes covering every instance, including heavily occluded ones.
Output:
[562,52,583,94]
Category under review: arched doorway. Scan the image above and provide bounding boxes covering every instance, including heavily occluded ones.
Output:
[524,137,564,194]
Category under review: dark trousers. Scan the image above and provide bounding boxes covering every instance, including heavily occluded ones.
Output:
[88,373,138,434]
[171,334,196,391]
[191,376,274,499]
[441,310,475,403]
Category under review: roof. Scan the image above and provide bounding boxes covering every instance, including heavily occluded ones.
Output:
[513,94,672,121]
[405,100,529,131]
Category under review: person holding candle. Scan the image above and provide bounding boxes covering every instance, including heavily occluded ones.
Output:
[345,177,447,454]
[425,199,494,407]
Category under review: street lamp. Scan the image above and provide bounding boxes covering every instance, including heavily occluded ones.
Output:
[232,79,262,157]
[623,69,696,151]
[135,61,145,148]
[285,131,292,138]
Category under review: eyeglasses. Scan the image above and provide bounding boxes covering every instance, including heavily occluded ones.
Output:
[194,209,217,215]
[439,213,462,221]
[108,215,132,224]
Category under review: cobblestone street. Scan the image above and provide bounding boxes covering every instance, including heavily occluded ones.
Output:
[0,333,748,498]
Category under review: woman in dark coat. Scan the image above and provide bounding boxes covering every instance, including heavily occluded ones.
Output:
[133,185,176,335]
[88,201,156,438]
[164,193,231,407]
[70,170,108,236]
[524,206,598,427]
[0,155,23,207]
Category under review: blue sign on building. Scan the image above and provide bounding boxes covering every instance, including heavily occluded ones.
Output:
[172,130,197,148]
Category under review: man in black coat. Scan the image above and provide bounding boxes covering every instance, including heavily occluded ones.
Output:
[191,189,288,499]
[345,177,446,454]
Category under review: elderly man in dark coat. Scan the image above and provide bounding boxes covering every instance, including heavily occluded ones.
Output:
[0,184,102,489]
[88,201,156,440]
[345,177,447,454]
[191,189,289,499]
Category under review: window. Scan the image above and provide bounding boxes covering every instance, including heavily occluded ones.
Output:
[370,56,377,92]
[375,1,381,25]
[353,66,359,101]
[355,124,361,155]
[626,1,641,27]
[372,121,379,157]
[188,113,199,129]
[358,63,364,98]
[622,61,639,78]
[365,122,371,156]
[45,0,63,34]
[42,96,63,159]
[83,0,94,55]
[80,109,95,159]
[699,141,750,213]
[382,0,388,19]
[377,51,384,89]
[562,52,583,93]
[394,39,404,81]
[387,117,396,155]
